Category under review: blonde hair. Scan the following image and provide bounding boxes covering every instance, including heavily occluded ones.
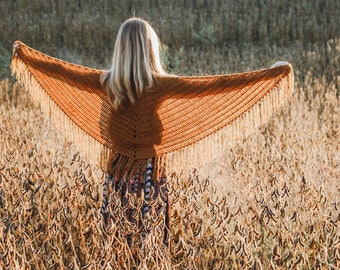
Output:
[101,18,166,110]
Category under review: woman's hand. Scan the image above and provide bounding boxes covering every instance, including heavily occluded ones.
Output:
[271,61,288,68]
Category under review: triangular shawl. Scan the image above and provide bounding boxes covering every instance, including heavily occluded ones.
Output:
[11,41,294,177]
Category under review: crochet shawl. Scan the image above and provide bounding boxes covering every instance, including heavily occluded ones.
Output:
[11,41,294,178]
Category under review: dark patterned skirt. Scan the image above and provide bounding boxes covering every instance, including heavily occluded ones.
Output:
[100,158,170,245]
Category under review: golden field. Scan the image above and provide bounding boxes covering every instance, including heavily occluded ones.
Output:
[0,0,339,269]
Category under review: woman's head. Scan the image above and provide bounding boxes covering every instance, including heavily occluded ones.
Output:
[101,18,166,110]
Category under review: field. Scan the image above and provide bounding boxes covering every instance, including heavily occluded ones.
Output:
[0,0,339,269]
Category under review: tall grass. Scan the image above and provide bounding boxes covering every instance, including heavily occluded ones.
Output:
[0,0,339,268]
[0,0,339,81]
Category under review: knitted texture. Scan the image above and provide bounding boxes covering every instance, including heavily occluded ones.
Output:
[11,41,294,176]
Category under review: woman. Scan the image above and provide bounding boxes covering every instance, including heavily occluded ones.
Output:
[99,18,170,244]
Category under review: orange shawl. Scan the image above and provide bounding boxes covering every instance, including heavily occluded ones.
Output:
[11,41,294,177]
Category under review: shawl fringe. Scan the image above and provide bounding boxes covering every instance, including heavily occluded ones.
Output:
[164,69,294,175]
[11,57,111,170]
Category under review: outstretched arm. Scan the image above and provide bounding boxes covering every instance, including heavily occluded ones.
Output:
[271,61,289,68]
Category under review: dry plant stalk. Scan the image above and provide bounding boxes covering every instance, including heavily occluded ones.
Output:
[1,65,339,268]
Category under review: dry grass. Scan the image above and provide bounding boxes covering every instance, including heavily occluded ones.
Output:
[1,49,339,268]
[0,0,340,268]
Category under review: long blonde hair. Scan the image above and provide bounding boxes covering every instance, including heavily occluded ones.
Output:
[101,18,166,110]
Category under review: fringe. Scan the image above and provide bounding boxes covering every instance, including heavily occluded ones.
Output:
[164,68,294,176]
[11,57,112,170]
